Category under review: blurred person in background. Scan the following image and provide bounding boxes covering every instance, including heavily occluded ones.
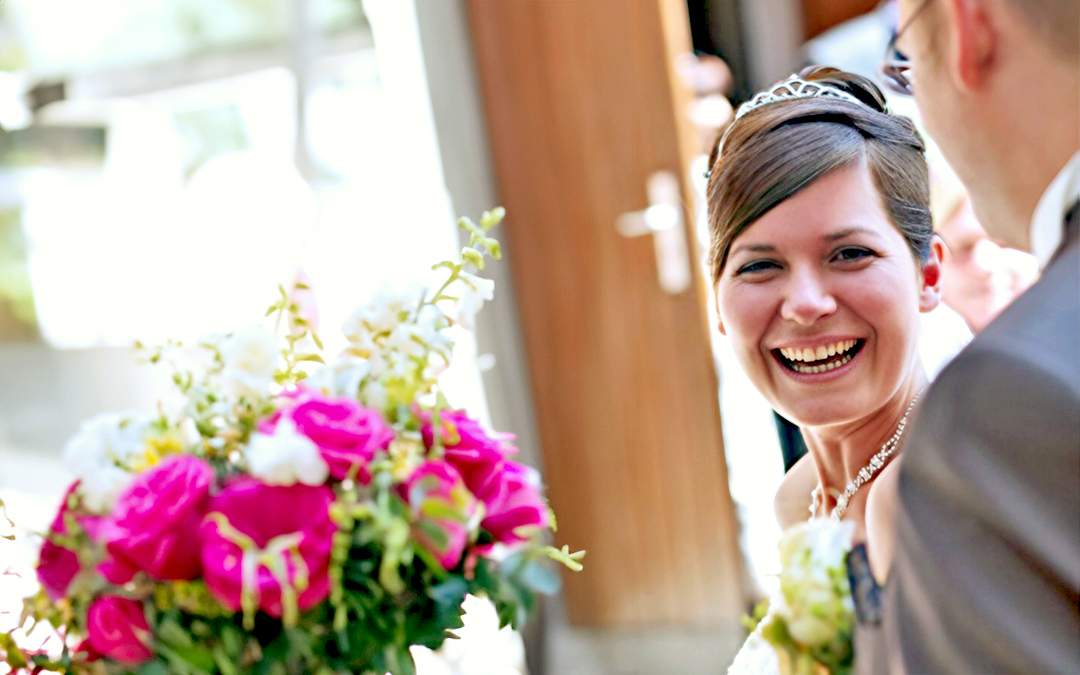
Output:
[936,194,1038,332]
[862,0,1080,672]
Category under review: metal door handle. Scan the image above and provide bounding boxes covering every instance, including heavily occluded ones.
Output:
[616,170,692,295]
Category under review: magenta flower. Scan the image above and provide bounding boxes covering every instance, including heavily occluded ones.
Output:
[421,410,515,510]
[481,461,549,545]
[263,393,394,483]
[200,479,335,621]
[36,482,92,600]
[86,595,153,665]
[400,461,476,571]
[99,456,214,584]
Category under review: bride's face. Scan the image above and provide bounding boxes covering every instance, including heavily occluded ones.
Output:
[715,160,941,427]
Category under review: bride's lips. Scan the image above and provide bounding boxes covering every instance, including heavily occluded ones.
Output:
[768,337,868,384]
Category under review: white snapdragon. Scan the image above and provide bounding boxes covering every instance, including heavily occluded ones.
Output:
[220,325,279,397]
[63,412,153,513]
[245,417,329,486]
[456,272,494,330]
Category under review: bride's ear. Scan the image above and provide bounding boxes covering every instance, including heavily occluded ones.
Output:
[714,294,727,335]
[918,236,945,313]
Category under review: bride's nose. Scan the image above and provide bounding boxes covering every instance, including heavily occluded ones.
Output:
[780,270,837,325]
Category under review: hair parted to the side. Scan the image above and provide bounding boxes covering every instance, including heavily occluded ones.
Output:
[706,66,932,283]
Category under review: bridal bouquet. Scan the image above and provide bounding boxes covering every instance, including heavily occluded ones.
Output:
[729,519,855,675]
[0,209,584,675]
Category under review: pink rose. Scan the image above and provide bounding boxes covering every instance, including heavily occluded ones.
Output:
[86,595,153,665]
[400,461,476,570]
[200,479,335,618]
[37,482,91,600]
[99,456,214,584]
[264,393,394,483]
[481,461,549,545]
[421,410,515,510]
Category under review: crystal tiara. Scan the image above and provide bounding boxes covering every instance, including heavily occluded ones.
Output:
[733,74,882,120]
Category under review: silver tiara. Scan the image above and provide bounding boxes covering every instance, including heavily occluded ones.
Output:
[733,74,876,120]
[706,74,884,181]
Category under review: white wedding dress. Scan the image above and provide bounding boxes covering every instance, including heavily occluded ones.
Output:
[727,617,782,675]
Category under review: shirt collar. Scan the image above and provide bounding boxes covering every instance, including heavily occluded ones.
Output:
[1031,150,1080,267]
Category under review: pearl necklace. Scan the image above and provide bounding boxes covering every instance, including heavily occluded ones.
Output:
[808,392,923,522]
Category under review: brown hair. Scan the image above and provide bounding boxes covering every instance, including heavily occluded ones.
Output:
[706,66,932,282]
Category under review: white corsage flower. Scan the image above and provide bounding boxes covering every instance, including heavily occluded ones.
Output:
[245,417,329,486]
[773,518,855,648]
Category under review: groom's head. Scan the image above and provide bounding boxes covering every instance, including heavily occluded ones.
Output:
[895,0,1079,248]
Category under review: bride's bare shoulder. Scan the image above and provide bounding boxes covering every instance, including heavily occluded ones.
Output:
[774,453,816,529]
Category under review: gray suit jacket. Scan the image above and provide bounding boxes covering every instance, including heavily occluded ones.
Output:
[857,210,1080,675]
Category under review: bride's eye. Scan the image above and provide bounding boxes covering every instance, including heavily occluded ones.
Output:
[831,247,875,263]
[735,260,780,276]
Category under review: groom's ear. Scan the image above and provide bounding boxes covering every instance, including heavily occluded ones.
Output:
[919,237,945,313]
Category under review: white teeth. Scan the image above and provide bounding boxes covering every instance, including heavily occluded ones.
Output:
[789,352,855,374]
[779,340,860,363]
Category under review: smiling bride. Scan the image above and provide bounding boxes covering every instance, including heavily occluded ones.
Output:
[705,67,945,672]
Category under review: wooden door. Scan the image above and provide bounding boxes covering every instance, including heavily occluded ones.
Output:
[467,0,744,627]
[801,0,879,39]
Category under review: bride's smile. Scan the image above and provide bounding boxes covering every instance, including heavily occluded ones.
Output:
[770,336,865,379]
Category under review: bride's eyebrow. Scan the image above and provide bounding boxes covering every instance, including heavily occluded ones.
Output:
[825,227,878,241]
[730,243,776,257]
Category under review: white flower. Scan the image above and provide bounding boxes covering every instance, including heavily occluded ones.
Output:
[778,517,854,571]
[245,417,329,486]
[79,465,136,514]
[63,412,153,513]
[220,325,279,397]
[456,272,494,329]
[414,304,453,353]
[343,285,424,340]
[305,357,371,398]
[360,380,388,411]
[773,518,855,648]
[179,417,202,448]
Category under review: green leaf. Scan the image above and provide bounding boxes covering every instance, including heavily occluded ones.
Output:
[136,661,171,675]
[157,616,194,648]
[297,353,325,364]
